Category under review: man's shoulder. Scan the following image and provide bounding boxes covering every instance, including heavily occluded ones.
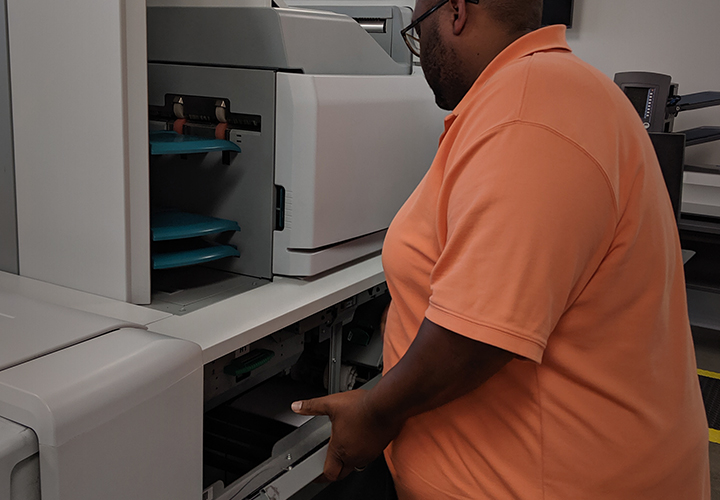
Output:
[468,50,643,155]
[483,50,625,119]
[451,48,646,164]
[456,51,611,130]
[521,51,635,126]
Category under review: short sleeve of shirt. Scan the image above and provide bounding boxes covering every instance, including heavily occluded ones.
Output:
[425,122,617,363]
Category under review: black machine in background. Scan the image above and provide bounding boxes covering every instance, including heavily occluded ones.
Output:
[614,72,720,137]
[648,132,686,221]
[614,71,720,219]
[542,0,574,28]
[614,71,720,292]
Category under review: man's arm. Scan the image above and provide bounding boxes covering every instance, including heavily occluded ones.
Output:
[292,317,513,481]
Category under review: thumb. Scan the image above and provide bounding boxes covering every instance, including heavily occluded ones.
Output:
[291,397,328,416]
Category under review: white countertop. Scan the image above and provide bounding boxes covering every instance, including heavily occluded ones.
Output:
[0,255,385,364]
[147,255,385,363]
[0,271,172,326]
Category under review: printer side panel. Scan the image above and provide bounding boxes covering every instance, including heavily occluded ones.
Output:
[40,375,201,500]
[0,0,17,275]
[7,0,151,303]
[0,328,203,500]
[273,72,445,275]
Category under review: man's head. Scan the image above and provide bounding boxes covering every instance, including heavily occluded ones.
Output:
[411,0,542,110]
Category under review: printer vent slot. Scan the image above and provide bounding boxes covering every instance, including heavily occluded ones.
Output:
[275,185,286,231]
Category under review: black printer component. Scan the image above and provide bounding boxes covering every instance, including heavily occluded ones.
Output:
[649,132,685,221]
[614,72,720,139]
[614,71,720,233]
[149,94,262,136]
[670,91,720,114]
[683,126,720,147]
[614,72,676,132]
[541,0,574,28]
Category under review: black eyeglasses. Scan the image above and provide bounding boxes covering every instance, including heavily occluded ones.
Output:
[400,0,479,58]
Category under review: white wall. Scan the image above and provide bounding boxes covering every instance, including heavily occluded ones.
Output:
[567,0,720,167]
[293,0,720,167]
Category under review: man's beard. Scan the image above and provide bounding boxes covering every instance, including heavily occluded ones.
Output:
[420,20,466,111]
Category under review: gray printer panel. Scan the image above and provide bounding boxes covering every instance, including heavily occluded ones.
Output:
[147,7,410,76]
[299,5,413,68]
[148,65,277,282]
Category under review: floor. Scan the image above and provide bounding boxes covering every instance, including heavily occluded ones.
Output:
[711,443,720,500]
[693,327,720,499]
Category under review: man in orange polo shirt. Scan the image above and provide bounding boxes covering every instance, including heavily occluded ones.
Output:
[293,0,711,497]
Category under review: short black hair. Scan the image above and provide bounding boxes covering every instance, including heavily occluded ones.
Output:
[480,0,543,34]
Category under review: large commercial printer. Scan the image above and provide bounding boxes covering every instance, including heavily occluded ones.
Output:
[0,0,445,498]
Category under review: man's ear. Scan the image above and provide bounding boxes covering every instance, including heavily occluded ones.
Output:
[449,0,468,36]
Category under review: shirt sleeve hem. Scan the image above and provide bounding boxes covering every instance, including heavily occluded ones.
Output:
[425,304,546,364]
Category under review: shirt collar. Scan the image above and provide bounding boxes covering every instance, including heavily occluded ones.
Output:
[450,25,571,119]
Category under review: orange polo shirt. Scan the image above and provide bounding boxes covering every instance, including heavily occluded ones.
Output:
[381,26,709,499]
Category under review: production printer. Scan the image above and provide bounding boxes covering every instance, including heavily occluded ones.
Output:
[0,0,445,498]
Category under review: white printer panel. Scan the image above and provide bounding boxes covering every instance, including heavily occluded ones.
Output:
[273,71,444,276]
[0,293,204,500]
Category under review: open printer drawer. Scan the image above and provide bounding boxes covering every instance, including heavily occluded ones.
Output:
[202,285,389,500]
[205,384,333,500]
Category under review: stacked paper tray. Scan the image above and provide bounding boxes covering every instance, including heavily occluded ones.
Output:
[151,209,241,270]
[149,130,241,155]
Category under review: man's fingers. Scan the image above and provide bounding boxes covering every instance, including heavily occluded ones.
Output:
[291,397,327,416]
[323,448,345,482]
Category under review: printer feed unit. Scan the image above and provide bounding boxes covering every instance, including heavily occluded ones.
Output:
[149,94,254,274]
[146,5,443,299]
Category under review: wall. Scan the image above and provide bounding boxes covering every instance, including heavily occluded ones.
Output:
[296,0,720,168]
[567,0,720,167]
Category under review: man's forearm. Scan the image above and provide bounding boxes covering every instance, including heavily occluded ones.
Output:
[365,318,514,426]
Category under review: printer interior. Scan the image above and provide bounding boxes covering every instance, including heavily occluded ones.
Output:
[200,285,390,498]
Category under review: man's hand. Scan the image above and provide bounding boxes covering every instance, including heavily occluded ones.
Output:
[291,389,402,482]
[291,319,512,483]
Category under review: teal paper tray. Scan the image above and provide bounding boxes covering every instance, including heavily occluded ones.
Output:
[149,131,241,155]
[152,245,240,270]
[151,209,241,241]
